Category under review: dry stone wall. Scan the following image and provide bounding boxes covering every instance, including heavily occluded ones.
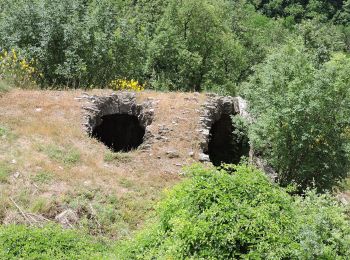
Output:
[197,93,250,162]
[197,93,277,180]
[79,91,276,180]
[80,92,155,149]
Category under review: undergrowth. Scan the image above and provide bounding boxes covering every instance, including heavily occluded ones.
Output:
[0,225,112,259]
[116,164,350,259]
[1,165,349,259]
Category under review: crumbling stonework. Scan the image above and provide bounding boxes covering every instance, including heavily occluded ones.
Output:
[80,92,155,149]
[197,93,277,180]
[197,94,250,161]
[79,91,276,180]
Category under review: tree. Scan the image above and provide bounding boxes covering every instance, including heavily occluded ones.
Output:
[248,0,345,22]
[0,0,140,87]
[244,40,350,192]
[145,0,246,93]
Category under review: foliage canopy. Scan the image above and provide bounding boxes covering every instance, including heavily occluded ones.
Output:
[244,41,350,192]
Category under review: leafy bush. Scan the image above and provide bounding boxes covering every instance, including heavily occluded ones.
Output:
[0,0,142,88]
[116,164,350,259]
[0,49,38,88]
[0,225,111,259]
[31,171,54,184]
[244,41,350,192]
[0,0,290,92]
[248,0,345,23]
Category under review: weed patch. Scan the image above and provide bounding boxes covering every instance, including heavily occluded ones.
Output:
[116,164,350,259]
[0,191,9,222]
[40,145,81,166]
[0,225,113,259]
[104,151,132,163]
[0,163,11,183]
[30,197,53,215]
[31,171,54,184]
[0,80,10,93]
[0,125,16,141]
[64,189,131,239]
[119,178,134,189]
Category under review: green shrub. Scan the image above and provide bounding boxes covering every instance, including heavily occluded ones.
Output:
[244,41,350,192]
[0,225,112,259]
[0,49,38,88]
[0,0,288,92]
[116,164,350,259]
[0,0,143,88]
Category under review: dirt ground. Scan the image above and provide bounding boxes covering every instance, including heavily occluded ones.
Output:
[0,89,207,238]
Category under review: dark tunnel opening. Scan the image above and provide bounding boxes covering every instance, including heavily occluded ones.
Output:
[91,114,145,152]
[208,114,250,166]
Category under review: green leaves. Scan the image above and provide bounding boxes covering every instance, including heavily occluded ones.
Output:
[244,40,350,192]
[0,0,259,92]
[145,0,246,92]
[116,164,350,259]
[0,225,110,259]
[0,0,140,87]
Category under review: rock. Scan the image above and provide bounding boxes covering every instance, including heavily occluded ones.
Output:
[13,172,20,178]
[55,209,79,228]
[158,125,171,135]
[199,153,210,162]
[81,92,154,136]
[84,180,92,186]
[166,150,180,159]
[156,136,169,142]
[337,193,350,206]
[188,151,194,157]
[197,95,252,165]
[141,144,152,150]
[339,197,349,206]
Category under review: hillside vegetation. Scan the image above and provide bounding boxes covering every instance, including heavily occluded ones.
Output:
[1,165,349,259]
[0,0,350,259]
[0,0,348,93]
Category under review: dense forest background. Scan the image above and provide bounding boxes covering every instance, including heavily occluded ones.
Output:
[0,0,349,93]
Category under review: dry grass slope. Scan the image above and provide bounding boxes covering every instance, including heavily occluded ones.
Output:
[0,89,206,239]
